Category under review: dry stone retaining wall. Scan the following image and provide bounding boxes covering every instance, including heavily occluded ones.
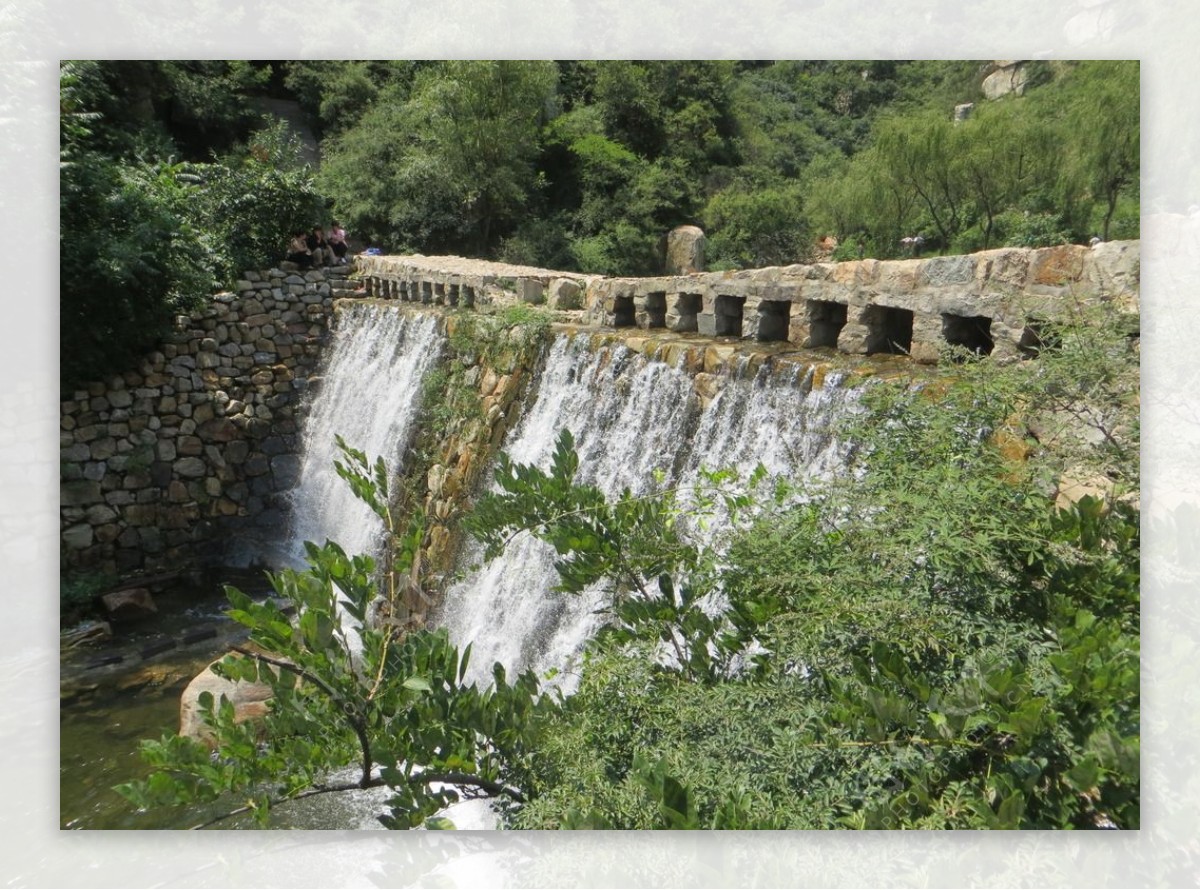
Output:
[60,267,354,577]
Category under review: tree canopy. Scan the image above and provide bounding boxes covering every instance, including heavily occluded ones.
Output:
[60,59,1139,386]
[59,61,323,390]
[302,60,1137,267]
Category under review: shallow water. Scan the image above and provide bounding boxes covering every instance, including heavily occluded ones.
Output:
[58,571,493,830]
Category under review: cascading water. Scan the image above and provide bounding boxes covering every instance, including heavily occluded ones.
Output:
[438,334,863,690]
[286,303,445,564]
[439,335,700,688]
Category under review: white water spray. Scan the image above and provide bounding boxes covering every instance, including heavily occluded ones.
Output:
[286,303,444,564]
[438,335,862,689]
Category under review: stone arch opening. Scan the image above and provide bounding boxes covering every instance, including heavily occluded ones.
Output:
[805,300,848,348]
[613,295,636,328]
[864,305,913,355]
[756,300,791,342]
[668,293,702,332]
[715,295,745,337]
[420,280,434,304]
[644,292,667,328]
[942,313,994,356]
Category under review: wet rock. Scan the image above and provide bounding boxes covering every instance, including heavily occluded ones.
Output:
[61,620,113,648]
[101,587,157,622]
[179,654,277,746]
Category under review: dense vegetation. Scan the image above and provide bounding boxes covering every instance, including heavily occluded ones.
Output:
[303,60,1138,267]
[61,60,1138,387]
[65,59,1138,829]
[59,61,323,390]
[119,308,1139,829]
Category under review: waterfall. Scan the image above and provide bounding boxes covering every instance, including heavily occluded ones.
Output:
[439,336,699,688]
[286,303,445,564]
[438,335,861,689]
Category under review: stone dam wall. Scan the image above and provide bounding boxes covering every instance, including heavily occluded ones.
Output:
[61,242,1139,580]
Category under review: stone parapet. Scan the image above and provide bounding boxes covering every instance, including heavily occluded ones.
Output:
[355,254,598,311]
[357,242,1139,365]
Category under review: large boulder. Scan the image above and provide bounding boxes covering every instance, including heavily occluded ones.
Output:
[982,61,1031,100]
[548,277,583,310]
[179,653,276,745]
[664,225,706,275]
[101,587,157,621]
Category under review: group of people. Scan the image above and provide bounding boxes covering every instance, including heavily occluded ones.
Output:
[286,222,349,269]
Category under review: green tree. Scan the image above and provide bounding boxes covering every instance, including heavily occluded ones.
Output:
[1067,61,1139,241]
[181,121,326,284]
[117,441,551,829]
[871,110,965,250]
[59,152,209,389]
[318,61,558,255]
[702,180,813,268]
[955,101,1058,249]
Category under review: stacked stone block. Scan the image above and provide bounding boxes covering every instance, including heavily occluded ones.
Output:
[61,267,354,576]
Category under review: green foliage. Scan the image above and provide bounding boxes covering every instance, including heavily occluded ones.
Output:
[476,311,1138,830]
[808,61,1138,255]
[60,570,115,615]
[318,61,558,255]
[59,63,325,389]
[65,60,1138,288]
[468,429,781,684]
[117,441,552,829]
[702,181,813,268]
[180,121,325,284]
[1063,61,1139,241]
[59,148,210,388]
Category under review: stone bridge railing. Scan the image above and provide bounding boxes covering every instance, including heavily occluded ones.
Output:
[356,242,1139,363]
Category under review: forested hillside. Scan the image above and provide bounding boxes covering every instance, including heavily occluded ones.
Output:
[60,60,1137,389]
[300,60,1137,268]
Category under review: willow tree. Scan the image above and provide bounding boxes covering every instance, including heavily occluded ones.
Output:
[871,110,965,251]
[955,101,1058,249]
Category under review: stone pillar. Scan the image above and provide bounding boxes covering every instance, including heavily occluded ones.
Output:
[909,312,943,364]
[520,278,545,305]
[666,293,701,332]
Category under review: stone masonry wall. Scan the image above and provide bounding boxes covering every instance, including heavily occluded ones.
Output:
[63,242,1140,581]
[60,266,357,578]
[584,241,1141,363]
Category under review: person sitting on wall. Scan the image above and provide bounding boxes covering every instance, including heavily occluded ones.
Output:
[306,226,331,267]
[328,221,349,265]
[286,231,312,269]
